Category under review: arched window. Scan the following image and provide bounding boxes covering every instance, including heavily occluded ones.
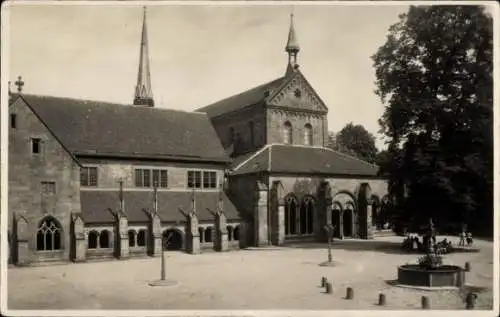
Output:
[88,230,99,249]
[283,121,293,145]
[128,230,136,247]
[234,226,240,241]
[36,217,62,251]
[204,227,213,243]
[300,196,315,235]
[137,229,146,247]
[100,230,110,248]
[249,121,255,146]
[198,227,204,243]
[227,226,233,241]
[304,123,313,146]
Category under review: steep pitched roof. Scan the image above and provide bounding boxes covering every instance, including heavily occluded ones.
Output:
[19,94,230,163]
[81,190,240,224]
[231,144,380,177]
[195,76,286,118]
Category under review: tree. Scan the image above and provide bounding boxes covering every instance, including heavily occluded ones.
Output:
[372,6,493,235]
[329,123,379,163]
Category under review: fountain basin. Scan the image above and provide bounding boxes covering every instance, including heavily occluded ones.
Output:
[397,264,465,288]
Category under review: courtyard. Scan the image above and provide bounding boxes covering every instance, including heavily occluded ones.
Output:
[6,235,494,310]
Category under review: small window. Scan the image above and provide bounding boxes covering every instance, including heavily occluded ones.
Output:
[31,138,41,154]
[135,168,151,188]
[160,170,168,188]
[294,89,301,98]
[81,167,98,187]
[187,171,202,189]
[10,114,17,129]
[41,181,56,195]
[152,170,169,188]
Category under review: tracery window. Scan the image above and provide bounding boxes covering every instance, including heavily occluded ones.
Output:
[36,217,62,251]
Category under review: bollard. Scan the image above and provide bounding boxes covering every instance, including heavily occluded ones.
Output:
[345,287,354,300]
[321,276,327,287]
[465,262,471,272]
[421,296,430,309]
[378,293,386,306]
[466,292,477,310]
[325,282,332,294]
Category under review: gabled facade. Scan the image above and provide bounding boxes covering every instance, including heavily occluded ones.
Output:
[196,14,390,247]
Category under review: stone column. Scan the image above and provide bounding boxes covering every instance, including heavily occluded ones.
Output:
[150,212,162,256]
[316,182,332,242]
[115,212,129,259]
[366,203,374,240]
[238,221,247,249]
[186,212,200,254]
[215,211,228,252]
[270,181,285,246]
[254,181,269,247]
[14,214,30,266]
[71,213,86,262]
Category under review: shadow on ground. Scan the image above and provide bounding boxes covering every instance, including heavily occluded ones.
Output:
[284,240,481,255]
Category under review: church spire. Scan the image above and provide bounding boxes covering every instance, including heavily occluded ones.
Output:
[133,6,155,107]
[285,13,300,75]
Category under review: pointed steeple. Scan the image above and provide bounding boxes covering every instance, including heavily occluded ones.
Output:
[285,13,300,75]
[133,6,155,107]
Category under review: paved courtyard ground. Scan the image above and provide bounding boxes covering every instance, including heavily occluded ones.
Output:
[6,235,495,310]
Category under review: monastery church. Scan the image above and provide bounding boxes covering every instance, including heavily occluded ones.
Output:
[7,8,388,265]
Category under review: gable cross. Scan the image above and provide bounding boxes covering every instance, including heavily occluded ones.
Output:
[15,76,24,93]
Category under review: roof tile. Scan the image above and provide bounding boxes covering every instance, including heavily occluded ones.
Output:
[81,190,240,224]
[19,94,230,163]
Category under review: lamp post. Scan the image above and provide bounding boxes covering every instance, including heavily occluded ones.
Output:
[148,231,177,287]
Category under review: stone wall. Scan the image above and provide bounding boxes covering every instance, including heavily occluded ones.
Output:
[266,109,328,147]
[77,158,226,191]
[8,97,81,264]
[208,104,267,154]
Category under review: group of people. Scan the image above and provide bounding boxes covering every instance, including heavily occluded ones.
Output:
[458,230,474,247]
[401,234,453,254]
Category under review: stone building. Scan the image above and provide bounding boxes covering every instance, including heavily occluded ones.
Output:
[7,11,389,266]
[7,9,241,266]
[195,14,389,246]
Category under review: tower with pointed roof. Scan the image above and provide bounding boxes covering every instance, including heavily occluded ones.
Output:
[285,13,300,76]
[133,7,155,107]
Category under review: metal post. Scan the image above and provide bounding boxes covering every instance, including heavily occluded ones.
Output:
[161,238,166,280]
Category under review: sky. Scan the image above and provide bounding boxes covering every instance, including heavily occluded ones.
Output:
[6,2,414,150]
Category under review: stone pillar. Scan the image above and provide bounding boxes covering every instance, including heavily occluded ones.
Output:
[254,181,269,247]
[238,221,247,249]
[270,181,285,246]
[149,212,162,256]
[366,203,374,240]
[71,213,86,262]
[215,211,228,252]
[114,211,129,259]
[14,214,30,266]
[186,212,200,254]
